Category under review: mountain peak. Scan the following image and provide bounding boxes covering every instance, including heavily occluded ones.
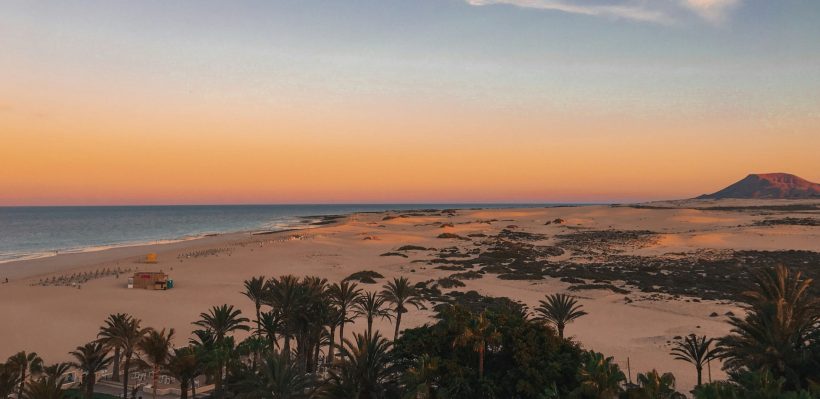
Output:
[697,173,820,199]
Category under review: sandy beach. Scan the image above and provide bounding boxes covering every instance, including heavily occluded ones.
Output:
[1,201,818,393]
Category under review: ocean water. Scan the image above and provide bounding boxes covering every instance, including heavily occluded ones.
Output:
[0,204,560,263]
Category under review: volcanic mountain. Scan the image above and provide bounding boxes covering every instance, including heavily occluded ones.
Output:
[697,173,820,199]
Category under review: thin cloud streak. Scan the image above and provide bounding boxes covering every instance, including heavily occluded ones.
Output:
[465,0,742,25]
[681,0,741,24]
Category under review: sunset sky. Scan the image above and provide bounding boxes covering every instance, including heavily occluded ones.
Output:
[2,0,818,205]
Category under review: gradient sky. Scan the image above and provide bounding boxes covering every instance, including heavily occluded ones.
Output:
[1,0,819,205]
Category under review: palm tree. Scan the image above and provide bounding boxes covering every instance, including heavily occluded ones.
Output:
[0,363,20,399]
[534,293,587,339]
[453,311,501,378]
[96,314,150,399]
[353,291,393,334]
[40,364,70,382]
[325,307,341,367]
[164,347,202,399]
[265,275,303,356]
[577,351,625,399]
[97,313,129,382]
[69,342,113,399]
[22,374,64,399]
[328,281,362,364]
[237,335,268,370]
[670,334,719,388]
[189,329,219,388]
[291,276,329,373]
[322,331,394,398]
[718,265,819,390]
[137,328,175,399]
[6,351,43,399]
[636,369,678,399]
[380,277,424,341]
[193,304,250,393]
[259,310,283,350]
[242,276,267,336]
[194,304,251,343]
[232,350,314,399]
[400,354,439,399]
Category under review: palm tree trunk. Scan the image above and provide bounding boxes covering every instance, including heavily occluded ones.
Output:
[328,324,336,365]
[86,373,96,399]
[215,359,223,394]
[152,365,159,399]
[696,366,702,387]
[112,348,121,382]
[179,379,189,399]
[339,316,346,347]
[394,312,403,341]
[302,337,311,373]
[313,340,320,373]
[18,369,26,399]
[255,304,261,336]
[190,377,196,399]
[122,355,132,399]
[558,323,565,339]
[478,345,485,378]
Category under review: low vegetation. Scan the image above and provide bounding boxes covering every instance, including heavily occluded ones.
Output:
[343,270,385,284]
[436,233,470,241]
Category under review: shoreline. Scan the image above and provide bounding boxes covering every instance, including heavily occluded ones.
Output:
[0,210,353,267]
[0,204,593,276]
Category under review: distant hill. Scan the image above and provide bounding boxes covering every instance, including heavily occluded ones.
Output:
[697,173,820,199]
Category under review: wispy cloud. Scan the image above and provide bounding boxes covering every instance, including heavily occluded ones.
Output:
[680,0,741,24]
[464,0,743,25]
[465,0,671,24]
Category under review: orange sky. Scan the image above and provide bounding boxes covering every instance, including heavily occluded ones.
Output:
[3,91,817,205]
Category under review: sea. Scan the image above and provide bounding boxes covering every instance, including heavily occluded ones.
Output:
[0,203,571,263]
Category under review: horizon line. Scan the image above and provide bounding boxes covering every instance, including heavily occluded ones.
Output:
[0,201,619,208]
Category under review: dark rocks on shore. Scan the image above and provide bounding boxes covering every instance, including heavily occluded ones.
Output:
[568,283,630,294]
[380,252,408,258]
[560,277,585,284]
[451,271,483,280]
[555,229,657,255]
[396,245,431,251]
[753,217,819,227]
[344,270,384,284]
[497,229,547,241]
[437,277,466,289]
[437,233,470,240]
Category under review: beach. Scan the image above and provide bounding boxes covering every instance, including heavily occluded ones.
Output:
[1,201,818,393]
